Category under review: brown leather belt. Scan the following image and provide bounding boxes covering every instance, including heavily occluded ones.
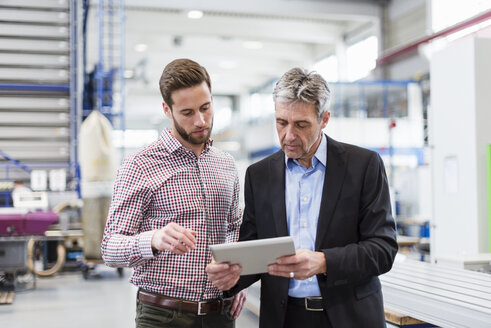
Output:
[138,290,233,316]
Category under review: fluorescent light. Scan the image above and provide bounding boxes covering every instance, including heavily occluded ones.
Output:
[124,70,134,79]
[134,43,148,52]
[187,10,203,19]
[219,60,237,69]
[242,41,263,49]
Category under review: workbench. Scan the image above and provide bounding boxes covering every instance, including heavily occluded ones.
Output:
[381,255,491,327]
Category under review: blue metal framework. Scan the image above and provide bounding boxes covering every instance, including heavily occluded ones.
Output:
[328,80,416,118]
[69,0,81,198]
[84,0,125,127]
[81,0,125,156]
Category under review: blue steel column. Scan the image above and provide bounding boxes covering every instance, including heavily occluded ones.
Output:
[70,0,81,198]
[96,0,104,113]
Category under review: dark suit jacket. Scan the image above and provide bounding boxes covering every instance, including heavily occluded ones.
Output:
[232,135,398,328]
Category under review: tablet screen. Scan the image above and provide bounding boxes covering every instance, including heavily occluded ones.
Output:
[209,236,295,275]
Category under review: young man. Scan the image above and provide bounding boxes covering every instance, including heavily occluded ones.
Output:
[207,68,398,327]
[102,58,246,327]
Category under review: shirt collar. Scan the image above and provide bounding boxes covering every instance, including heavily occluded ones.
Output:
[160,129,213,155]
[285,133,327,169]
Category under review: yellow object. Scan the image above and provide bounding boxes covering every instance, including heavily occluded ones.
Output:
[78,111,118,182]
[27,239,66,277]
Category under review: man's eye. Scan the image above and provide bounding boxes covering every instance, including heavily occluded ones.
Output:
[183,112,193,116]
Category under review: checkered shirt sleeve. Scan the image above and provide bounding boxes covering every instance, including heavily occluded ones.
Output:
[101,130,241,301]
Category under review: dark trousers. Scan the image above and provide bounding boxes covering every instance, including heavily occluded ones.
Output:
[136,299,235,328]
[284,301,333,328]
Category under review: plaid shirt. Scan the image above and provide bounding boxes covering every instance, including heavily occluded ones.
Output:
[101,129,241,301]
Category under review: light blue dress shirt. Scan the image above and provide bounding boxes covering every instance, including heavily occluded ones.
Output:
[285,134,327,297]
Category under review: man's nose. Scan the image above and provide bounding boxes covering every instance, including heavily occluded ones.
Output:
[284,126,296,142]
[195,112,206,126]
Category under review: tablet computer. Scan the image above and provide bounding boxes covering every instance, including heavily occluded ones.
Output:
[209,236,295,275]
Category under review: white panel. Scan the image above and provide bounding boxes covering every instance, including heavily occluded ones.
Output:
[0,9,69,24]
[0,112,69,125]
[0,23,69,39]
[0,138,70,162]
[0,39,69,53]
[0,97,69,111]
[474,38,491,253]
[0,67,69,82]
[0,0,69,9]
[429,36,491,258]
[417,165,433,218]
[0,126,69,138]
[0,140,69,149]
[0,53,69,67]
[0,149,69,161]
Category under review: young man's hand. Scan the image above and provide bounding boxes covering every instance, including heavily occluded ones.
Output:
[205,260,241,290]
[230,288,248,319]
[151,222,196,255]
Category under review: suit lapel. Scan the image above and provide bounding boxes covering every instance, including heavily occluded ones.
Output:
[269,152,289,237]
[315,136,348,249]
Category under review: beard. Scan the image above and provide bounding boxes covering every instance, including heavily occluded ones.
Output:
[173,116,213,145]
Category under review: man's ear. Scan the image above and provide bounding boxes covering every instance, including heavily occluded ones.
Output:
[163,102,172,118]
[321,110,330,129]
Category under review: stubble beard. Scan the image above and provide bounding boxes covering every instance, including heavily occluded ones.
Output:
[173,117,213,145]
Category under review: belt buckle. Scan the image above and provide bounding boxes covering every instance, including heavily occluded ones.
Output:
[305,296,323,312]
[197,300,207,316]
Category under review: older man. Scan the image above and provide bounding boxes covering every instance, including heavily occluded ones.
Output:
[207,67,398,328]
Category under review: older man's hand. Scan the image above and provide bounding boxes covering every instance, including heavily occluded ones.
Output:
[268,249,326,280]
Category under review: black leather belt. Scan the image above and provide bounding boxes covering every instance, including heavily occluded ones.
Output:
[288,296,324,311]
[138,290,233,316]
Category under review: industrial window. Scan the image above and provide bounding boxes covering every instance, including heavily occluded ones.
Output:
[431,0,491,32]
[346,36,378,82]
[312,55,338,82]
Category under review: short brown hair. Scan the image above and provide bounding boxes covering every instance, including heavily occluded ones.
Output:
[159,58,211,108]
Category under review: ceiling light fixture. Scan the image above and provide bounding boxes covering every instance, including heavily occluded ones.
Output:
[242,41,263,50]
[187,10,203,19]
[134,43,148,52]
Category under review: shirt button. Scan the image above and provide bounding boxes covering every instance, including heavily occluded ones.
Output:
[302,222,307,228]
[208,238,212,244]
[309,278,313,282]
[302,197,308,202]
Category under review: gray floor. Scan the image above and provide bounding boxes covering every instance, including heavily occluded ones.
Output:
[0,266,259,328]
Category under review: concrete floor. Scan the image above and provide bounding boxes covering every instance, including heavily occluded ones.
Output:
[0,266,259,328]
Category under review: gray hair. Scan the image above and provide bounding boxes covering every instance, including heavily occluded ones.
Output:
[273,67,331,119]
